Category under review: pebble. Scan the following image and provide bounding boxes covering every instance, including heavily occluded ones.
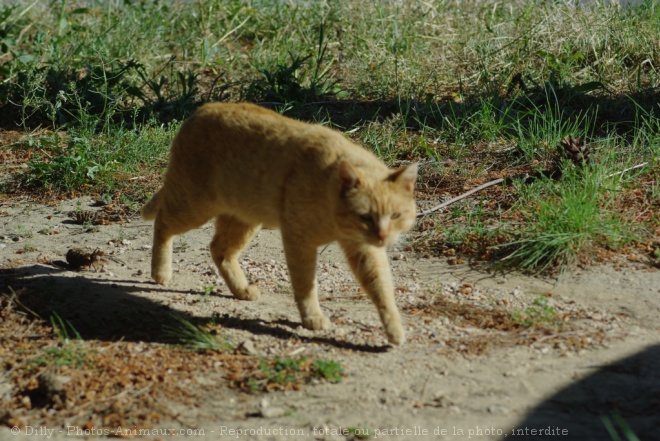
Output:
[258,398,287,418]
[259,406,286,418]
[488,404,509,415]
[237,340,259,356]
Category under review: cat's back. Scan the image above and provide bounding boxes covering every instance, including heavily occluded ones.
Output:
[171,102,386,179]
[176,102,306,154]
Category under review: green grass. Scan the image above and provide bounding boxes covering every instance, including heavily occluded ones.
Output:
[602,412,641,441]
[247,356,344,393]
[511,295,559,328]
[21,118,179,194]
[502,163,639,271]
[1,0,659,271]
[165,315,233,353]
[27,312,89,368]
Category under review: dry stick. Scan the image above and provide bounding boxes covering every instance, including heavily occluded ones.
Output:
[605,162,648,179]
[417,177,505,217]
[3,286,41,319]
[417,162,649,217]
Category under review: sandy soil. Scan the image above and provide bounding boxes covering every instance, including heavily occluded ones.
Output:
[1,197,659,441]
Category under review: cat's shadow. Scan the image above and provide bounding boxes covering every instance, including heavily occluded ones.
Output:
[213,314,391,353]
[0,264,390,352]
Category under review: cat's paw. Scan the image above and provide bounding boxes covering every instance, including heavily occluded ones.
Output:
[152,269,172,286]
[385,324,406,346]
[234,285,260,301]
[302,314,331,331]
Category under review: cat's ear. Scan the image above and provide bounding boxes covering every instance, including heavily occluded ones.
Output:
[388,163,418,193]
[339,160,361,192]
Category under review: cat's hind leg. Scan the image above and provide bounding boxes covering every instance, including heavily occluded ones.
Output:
[152,205,210,285]
[340,242,405,345]
[210,215,261,301]
[151,215,175,285]
[282,234,330,331]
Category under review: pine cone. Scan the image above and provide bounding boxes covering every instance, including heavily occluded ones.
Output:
[557,136,590,167]
[67,210,99,225]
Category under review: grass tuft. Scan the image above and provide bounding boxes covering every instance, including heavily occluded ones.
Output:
[165,315,233,353]
[501,164,638,271]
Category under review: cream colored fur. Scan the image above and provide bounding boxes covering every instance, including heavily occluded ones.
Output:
[142,102,418,345]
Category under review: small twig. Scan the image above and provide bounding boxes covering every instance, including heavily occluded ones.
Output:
[605,162,648,179]
[2,286,41,319]
[417,178,504,217]
[529,330,581,346]
[418,161,651,217]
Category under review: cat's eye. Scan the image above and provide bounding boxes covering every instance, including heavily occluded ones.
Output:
[359,214,373,223]
[391,212,401,220]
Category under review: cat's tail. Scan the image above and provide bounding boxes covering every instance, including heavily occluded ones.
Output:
[141,190,162,221]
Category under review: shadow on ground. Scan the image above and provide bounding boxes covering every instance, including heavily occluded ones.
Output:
[509,344,660,440]
[0,264,389,352]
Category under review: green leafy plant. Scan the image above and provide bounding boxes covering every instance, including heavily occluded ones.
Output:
[126,58,201,122]
[512,295,558,328]
[23,132,118,192]
[246,356,344,393]
[311,358,344,383]
[200,285,214,302]
[246,23,346,104]
[260,357,305,387]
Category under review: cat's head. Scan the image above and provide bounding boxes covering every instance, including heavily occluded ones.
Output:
[335,161,418,247]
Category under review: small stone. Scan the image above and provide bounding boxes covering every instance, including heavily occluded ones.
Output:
[237,340,258,356]
[488,405,509,415]
[259,406,286,418]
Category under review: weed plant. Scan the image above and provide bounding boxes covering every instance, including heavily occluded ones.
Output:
[247,356,344,392]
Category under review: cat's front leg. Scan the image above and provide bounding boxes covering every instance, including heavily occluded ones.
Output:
[340,242,405,345]
[281,235,330,331]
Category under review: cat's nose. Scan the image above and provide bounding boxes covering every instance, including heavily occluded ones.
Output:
[377,218,390,243]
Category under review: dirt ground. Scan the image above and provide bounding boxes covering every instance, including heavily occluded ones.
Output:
[1,197,659,441]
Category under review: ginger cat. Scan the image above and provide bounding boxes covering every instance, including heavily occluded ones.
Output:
[142,102,417,345]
